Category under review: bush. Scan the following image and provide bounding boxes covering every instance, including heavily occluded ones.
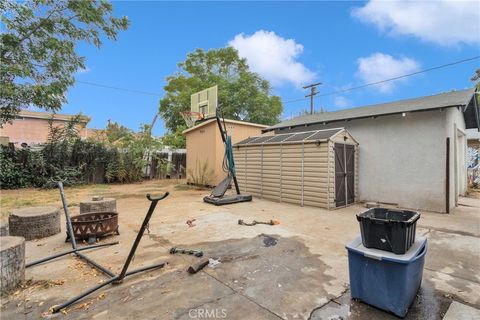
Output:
[0,116,162,189]
[0,141,151,189]
[187,160,214,186]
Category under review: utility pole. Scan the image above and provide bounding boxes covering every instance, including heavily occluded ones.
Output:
[303,82,322,114]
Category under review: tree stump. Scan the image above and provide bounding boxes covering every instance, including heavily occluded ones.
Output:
[1,236,25,293]
[80,196,117,214]
[9,206,61,240]
[0,221,8,236]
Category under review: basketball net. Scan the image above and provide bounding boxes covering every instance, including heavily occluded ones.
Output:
[180,111,204,128]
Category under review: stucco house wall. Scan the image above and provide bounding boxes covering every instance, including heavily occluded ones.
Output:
[446,107,467,209]
[275,110,454,212]
[0,111,89,146]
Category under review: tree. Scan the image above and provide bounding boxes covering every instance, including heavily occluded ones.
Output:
[159,47,283,133]
[471,69,480,106]
[105,120,132,143]
[0,0,129,126]
[471,69,480,89]
[162,125,187,149]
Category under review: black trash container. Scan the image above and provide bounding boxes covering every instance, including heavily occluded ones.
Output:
[356,208,420,254]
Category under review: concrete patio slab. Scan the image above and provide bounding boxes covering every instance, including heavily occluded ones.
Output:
[443,301,480,320]
[0,183,479,320]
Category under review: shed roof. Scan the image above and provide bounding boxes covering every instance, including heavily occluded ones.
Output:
[235,128,346,146]
[183,118,268,134]
[265,88,477,132]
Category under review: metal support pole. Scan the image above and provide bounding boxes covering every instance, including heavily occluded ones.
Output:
[124,262,167,277]
[75,252,116,278]
[115,192,169,283]
[215,106,241,195]
[57,181,77,250]
[52,262,167,313]
[26,242,118,268]
[52,277,119,313]
[303,82,322,115]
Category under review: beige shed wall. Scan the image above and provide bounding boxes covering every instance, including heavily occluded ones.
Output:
[185,119,267,186]
[234,129,358,210]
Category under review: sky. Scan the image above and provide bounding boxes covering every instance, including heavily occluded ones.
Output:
[63,1,480,136]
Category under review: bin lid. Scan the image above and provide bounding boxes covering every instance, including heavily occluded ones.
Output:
[346,236,427,263]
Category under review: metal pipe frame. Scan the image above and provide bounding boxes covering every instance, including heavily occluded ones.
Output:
[26,242,118,268]
[51,262,167,313]
[51,192,170,313]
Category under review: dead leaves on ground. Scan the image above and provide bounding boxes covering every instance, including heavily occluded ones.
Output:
[44,292,108,317]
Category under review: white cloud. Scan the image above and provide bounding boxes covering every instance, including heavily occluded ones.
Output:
[77,66,91,74]
[334,96,352,109]
[228,30,315,87]
[356,53,420,93]
[352,0,480,46]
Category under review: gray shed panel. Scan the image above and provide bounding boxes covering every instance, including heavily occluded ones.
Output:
[236,128,343,146]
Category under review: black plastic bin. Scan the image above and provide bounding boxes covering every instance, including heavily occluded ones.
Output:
[356,208,420,254]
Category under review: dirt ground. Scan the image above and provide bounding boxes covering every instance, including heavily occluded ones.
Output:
[0,180,479,319]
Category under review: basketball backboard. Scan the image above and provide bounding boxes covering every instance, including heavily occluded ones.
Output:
[190,85,218,119]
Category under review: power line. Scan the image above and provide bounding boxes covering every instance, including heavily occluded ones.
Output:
[283,55,480,105]
[76,80,163,97]
[75,55,480,102]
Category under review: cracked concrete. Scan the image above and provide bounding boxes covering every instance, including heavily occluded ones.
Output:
[1,182,479,319]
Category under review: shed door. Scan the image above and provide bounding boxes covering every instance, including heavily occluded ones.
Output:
[335,143,355,207]
[345,145,355,205]
[335,143,346,207]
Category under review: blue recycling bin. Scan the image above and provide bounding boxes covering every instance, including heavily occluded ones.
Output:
[346,236,427,317]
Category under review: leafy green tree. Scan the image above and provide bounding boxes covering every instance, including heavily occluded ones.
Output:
[105,120,132,143]
[471,69,480,89]
[159,47,283,133]
[162,125,187,149]
[471,69,480,106]
[0,0,129,125]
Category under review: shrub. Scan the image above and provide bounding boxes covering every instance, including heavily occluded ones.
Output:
[187,159,214,186]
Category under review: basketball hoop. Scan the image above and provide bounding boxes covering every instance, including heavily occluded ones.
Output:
[180,111,204,127]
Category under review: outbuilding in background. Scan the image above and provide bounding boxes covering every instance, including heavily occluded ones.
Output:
[234,128,358,209]
[184,118,268,186]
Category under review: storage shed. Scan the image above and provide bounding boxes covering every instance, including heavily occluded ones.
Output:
[264,89,479,213]
[184,118,268,186]
[234,128,358,209]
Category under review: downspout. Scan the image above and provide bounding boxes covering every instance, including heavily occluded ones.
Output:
[446,137,450,213]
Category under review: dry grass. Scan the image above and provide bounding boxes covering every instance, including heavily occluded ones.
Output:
[0,179,189,221]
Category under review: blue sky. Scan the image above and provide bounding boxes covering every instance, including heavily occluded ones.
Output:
[63,1,480,135]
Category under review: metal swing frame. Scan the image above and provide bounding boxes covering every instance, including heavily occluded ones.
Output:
[25,181,169,313]
[51,190,169,313]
